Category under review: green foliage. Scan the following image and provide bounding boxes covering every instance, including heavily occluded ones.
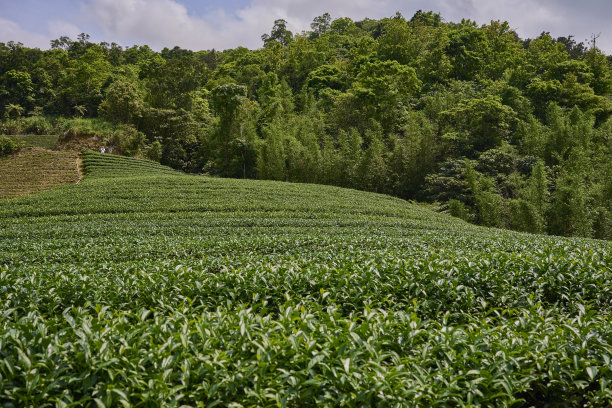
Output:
[592,206,611,240]
[0,114,52,135]
[476,147,515,177]
[0,135,21,156]
[99,79,144,124]
[3,103,25,120]
[352,60,421,130]
[389,111,438,198]
[261,19,293,46]
[60,45,111,116]
[306,65,344,94]
[209,84,250,174]
[584,48,612,95]
[549,172,592,237]
[2,134,57,149]
[256,122,286,180]
[465,162,506,228]
[448,198,471,221]
[144,140,162,162]
[424,159,471,203]
[112,125,146,156]
[0,71,33,114]
[19,115,53,134]
[509,198,542,233]
[442,95,517,151]
[0,152,611,405]
[309,13,332,39]
[446,21,489,80]
[523,161,549,217]
[358,135,388,192]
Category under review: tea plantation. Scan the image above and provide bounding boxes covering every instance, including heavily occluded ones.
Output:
[0,152,610,407]
[0,148,80,201]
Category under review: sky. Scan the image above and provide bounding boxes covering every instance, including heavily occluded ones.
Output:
[0,0,610,53]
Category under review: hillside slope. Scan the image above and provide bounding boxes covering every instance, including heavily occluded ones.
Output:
[0,147,80,200]
[0,152,610,407]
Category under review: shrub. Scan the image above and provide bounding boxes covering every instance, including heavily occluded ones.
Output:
[509,198,544,233]
[0,136,22,156]
[0,119,24,135]
[56,118,116,143]
[448,199,471,221]
[112,125,146,156]
[144,140,163,162]
[592,206,611,240]
[21,115,53,134]
[99,80,144,124]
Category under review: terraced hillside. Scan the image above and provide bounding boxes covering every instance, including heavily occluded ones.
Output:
[0,152,610,407]
[0,148,80,200]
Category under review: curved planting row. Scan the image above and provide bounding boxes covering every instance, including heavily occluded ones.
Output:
[0,152,610,407]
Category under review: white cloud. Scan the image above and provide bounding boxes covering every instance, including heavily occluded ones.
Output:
[85,0,224,49]
[0,18,50,48]
[49,20,83,40]
[82,0,439,50]
[435,0,564,35]
[84,0,339,50]
[1,0,610,52]
[85,0,609,51]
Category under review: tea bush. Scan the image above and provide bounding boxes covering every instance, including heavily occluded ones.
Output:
[0,152,610,407]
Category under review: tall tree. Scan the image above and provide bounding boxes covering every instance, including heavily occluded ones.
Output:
[262,19,293,47]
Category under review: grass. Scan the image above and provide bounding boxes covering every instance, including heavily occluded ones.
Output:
[0,151,610,407]
[3,134,59,149]
[0,147,80,201]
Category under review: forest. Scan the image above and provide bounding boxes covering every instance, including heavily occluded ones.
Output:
[1,11,611,239]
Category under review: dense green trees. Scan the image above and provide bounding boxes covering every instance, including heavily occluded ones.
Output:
[1,11,611,239]
[99,79,144,124]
